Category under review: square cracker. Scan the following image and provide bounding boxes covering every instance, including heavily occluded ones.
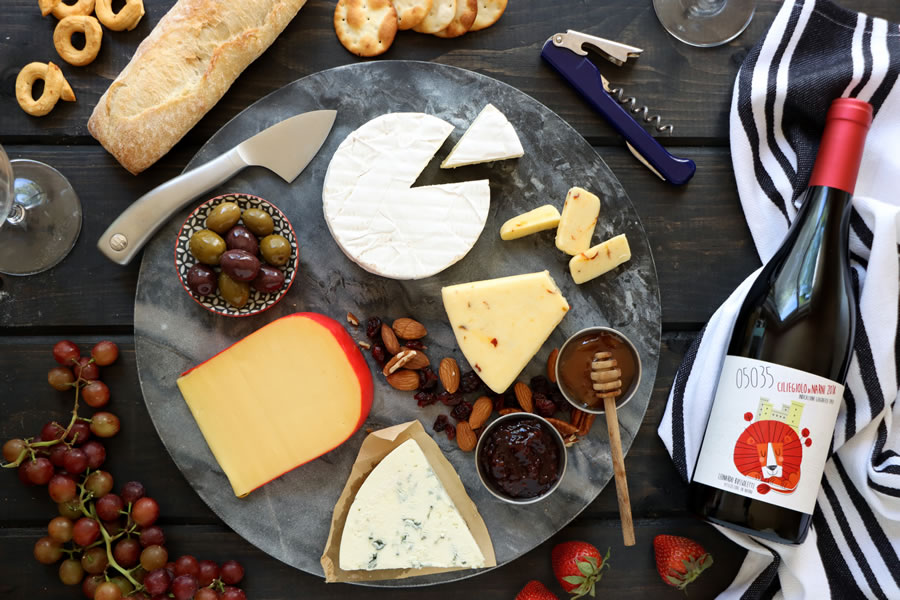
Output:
[392,0,432,30]
[412,0,456,34]
[335,0,399,57]
[469,0,506,31]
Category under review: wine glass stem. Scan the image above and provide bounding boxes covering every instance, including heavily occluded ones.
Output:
[7,203,25,225]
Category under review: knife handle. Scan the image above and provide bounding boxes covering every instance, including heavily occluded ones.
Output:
[98,148,248,265]
[541,43,696,185]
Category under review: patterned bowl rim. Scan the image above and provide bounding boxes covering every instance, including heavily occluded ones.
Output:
[174,193,299,318]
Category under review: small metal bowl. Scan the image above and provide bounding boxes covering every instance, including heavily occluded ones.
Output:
[474,412,567,505]
[555,326,642,415]
[175,193,299,318]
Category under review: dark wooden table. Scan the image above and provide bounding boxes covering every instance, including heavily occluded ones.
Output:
[3,0,897,598]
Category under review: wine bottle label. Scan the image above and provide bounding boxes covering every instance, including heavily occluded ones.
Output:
[692,355,843,515]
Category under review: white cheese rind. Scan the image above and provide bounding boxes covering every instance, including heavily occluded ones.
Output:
[442,271,570,393]
[555,187,600,255]
[339,439,485,571]
[323,113,491,280]
[500,205,561,240]
[569,234,631,284]
[441,104,525,169]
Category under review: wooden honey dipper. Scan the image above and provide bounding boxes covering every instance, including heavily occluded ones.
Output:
[591,351,635,546]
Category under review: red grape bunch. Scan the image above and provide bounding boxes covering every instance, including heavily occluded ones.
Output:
[2,341,249,599]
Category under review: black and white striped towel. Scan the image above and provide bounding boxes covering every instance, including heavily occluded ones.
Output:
[658,1,900,598]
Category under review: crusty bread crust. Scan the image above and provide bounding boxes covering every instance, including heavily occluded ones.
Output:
[88,0,307,175]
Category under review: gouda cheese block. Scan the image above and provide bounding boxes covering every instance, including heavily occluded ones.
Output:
[569,234,631,284]
[555,187,600,255]
[442,271,569,393]
[499,205,561,240]
[177,313,373,497]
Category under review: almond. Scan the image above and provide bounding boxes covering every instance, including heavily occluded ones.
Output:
[386,369,419,391]
[498,408,522,416]
[456,422,477,452]
[514,382,533,412]
[399,346,430,370]
[546,417,579,437]
[383,350,417,376]
[381,323,400,355]
[393,317,427,340]
[439,357,460,393]
[469,396,493,429]
[547,347,559,383]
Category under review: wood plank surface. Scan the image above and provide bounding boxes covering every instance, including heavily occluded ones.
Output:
[3,0,897,146]
[0,146,758,330]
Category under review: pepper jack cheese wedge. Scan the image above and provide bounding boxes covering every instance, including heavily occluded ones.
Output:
[569,234,631,284]
[555,187,600,255]
[499,205,561,240]
[442,271,569,393]
[339,439,485,571]
[176,313,373,497]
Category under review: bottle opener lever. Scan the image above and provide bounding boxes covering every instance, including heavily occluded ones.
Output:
[541,30,696,185]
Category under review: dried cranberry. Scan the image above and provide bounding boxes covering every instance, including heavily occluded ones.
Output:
[492,395,505,412]
[418,366,439,391]
[459,371,483,394]
[404,340,426,351]
[534,392,556,417]
[415,392,437,407]
[530,375,551,396]
[445,424,456,440]
[503,389,519,408]
[451,401,473,421]
[370,343,387,366]
[433,414,449,432]
[365,317,383,340]
[438,391,462,406]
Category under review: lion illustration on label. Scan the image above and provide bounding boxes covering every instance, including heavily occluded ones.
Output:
[733,399,812,495]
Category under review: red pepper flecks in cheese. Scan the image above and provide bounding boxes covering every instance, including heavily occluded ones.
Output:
[176,313,373,497]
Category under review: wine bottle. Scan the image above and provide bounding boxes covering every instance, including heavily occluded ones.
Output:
[688,98,873,544]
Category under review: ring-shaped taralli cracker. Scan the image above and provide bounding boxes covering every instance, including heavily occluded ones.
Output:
[39,0,60,17]
[50,0,95,19]
[94,0,145,31]
[54,15,103,67]
[15,62,76,117]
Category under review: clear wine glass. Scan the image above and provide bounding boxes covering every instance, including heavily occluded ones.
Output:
[653,0,756,47]
[0,144,82,275]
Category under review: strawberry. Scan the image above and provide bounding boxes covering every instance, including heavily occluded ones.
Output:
[653,535,714,591]
[551,541,610,598]
[516,580,559,600]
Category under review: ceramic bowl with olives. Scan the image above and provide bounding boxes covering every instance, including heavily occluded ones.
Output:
[174,193,298,317]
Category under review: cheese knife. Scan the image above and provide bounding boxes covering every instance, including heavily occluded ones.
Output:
[98,109,337,265]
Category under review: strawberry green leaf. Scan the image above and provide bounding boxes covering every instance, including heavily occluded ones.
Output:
[563,576,586,585]
[577,561,594,576]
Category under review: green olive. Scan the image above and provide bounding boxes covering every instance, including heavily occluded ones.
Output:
[259,234,291,266]
[218,272,250,308]
[241,208,275,237]
[189,230,226,265]
[205,202,241,234]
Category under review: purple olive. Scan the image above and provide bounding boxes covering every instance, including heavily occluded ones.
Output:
[224,226,259,256]
[219,250,261,282]
[251,265,285,293]
[186,264,217,296]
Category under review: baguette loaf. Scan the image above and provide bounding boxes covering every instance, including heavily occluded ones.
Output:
[88,0,307,175]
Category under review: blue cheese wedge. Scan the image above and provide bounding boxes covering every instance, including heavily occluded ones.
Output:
[441,104,525,169]
[339,439,485,571]
[442,271,570,393]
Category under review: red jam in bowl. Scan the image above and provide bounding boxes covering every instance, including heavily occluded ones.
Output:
[479,418,561,499]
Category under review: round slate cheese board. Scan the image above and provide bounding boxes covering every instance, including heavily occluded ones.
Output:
[134,61,661,586]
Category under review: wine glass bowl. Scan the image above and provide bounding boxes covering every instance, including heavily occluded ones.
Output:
[653,0,756,48]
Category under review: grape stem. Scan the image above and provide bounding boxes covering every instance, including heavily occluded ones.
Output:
[91,504,142,591]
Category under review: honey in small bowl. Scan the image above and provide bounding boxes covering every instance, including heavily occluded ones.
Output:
[556,327,641,413]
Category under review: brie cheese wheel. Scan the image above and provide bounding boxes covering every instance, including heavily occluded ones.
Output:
[323,113,491,280]
[339,439,486,571]
[441,104,525,168]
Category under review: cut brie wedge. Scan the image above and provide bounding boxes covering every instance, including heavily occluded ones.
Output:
[339,439,485,571]
[323,113,490,280]
[441,104,525,169]
[442,271,570,393]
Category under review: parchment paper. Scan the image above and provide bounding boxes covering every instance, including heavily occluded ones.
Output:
[320,420,497,583]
